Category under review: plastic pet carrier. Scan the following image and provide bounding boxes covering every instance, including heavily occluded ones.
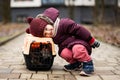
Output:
[23,41,54,71]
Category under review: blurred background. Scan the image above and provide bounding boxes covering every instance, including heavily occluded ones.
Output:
[0,0,120,47]
[0,0,120,24]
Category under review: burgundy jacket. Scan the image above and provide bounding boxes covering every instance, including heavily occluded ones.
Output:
[53,18,92,55]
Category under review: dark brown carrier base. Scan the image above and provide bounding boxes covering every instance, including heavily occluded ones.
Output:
[23,42,55,71]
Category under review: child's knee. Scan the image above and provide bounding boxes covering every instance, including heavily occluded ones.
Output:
[72,44,87,55]
[72,44,91,62]
[60,48,74,63]
[60,48,73,62]
[72,44,85,50]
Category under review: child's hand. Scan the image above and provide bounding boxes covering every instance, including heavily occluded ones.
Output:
[91,40,100,48]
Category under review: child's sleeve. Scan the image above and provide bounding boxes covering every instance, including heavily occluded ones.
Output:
[61,18,95,45]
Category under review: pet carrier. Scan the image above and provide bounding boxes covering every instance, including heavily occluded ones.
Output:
[23,41,55,71]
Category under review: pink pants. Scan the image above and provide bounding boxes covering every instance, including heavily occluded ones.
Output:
[60,44,91,64]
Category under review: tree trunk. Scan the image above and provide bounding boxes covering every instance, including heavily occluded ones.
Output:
[94,0,105,25]
[114,0,119,25]
[99,0,104,24]
[1,0,11,23]
[93,0,99,25]
[68,0,74,20]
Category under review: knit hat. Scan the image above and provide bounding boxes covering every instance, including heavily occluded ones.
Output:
[26,17,48,37]
[43,7,59,22]
[26,7,59,37]
[36,7,59,24]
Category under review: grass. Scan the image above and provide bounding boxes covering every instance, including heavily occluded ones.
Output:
[84,24,120,47]
[0,23,28,43]
[0,23,120,47]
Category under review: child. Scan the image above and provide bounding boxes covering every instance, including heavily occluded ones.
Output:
[22,17,56,70]
[26,7,100,76]
[23,17,56,59]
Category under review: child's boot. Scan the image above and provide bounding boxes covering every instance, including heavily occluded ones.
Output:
[80,60,94,76]
[63,61,82,71]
